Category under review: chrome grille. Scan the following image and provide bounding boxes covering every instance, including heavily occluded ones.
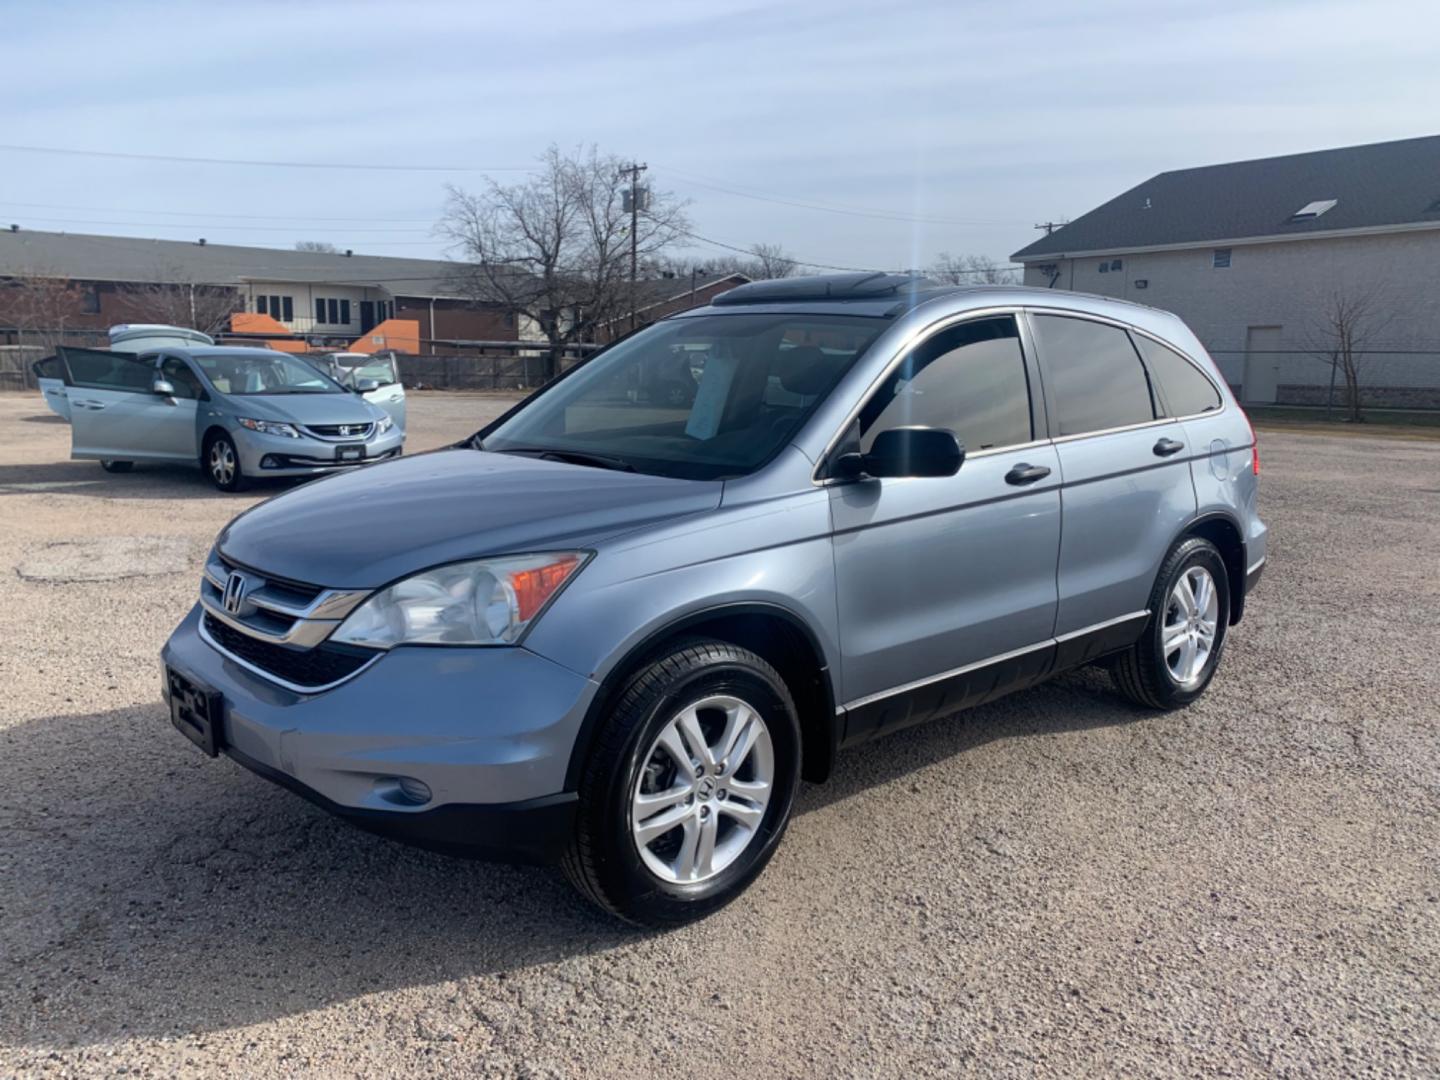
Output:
[304,422,374,440]
[199,552,373,689]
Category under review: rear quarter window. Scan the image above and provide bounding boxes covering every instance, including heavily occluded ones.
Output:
[1134,336,1223,417]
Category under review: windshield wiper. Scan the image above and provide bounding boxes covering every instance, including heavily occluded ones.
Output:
[489,445,636,473]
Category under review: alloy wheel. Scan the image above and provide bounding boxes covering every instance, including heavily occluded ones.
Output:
[1162,565,1219,686]
[631,694,774,884]
[210,441,235,486]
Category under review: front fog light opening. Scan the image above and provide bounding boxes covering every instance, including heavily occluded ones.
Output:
[374,776,433,807]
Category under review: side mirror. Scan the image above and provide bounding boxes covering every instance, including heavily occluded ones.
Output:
[152,378,176,397]
[355,378,380,393]
[834,426,964,480]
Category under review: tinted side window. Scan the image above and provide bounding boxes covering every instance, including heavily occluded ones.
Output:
[60,348,156,393]
[1134,336,1222,417]
[160,357,204,400]
[1032,315,1156,436]
[859,315,1032,453]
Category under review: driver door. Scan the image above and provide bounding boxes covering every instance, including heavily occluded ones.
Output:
[828,314,1061,742]
[150,355,205,460]
[58,348,185,462]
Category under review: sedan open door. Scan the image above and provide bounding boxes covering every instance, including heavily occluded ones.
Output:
[56,347,198,466]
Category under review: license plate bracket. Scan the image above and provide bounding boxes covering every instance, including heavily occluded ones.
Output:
[335,443,365,462]
[167,666,224,757]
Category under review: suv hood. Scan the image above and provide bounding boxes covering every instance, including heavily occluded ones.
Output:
[217,448,722,588]
[226,392,381,427]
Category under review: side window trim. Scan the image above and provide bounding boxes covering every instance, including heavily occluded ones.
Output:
[1021,308,1170,442]
[1127,327,1228,421]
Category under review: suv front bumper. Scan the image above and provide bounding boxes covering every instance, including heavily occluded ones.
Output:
[161,605,599,862]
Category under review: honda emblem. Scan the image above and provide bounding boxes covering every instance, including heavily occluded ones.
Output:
[222,571,248,615]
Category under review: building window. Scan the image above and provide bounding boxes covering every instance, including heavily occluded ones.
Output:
[1109,259,1122,271]
[1098,262,1109,274]
[80,285,101,314]
[1213,248,1231,269]
[257,295,268,315]
[269,294,281,316]
[327,298,339,324]
[339,299,351,324]
[315,297,326,323]
[281,296,294,322]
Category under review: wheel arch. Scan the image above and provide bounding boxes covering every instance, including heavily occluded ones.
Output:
[563,602,840,791]
[1181,511,1247,624]
[199,423,231,463]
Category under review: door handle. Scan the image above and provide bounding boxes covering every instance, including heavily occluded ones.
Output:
[1153,438,1185,457]
[1005,462,1051,486]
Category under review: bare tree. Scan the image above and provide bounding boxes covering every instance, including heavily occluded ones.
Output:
[1305,286,1395,422]
[440,145,691,375]
[295,240,341,253]
[927,252,1019,285]
[0,268,91,355]
[746,243,797,280]
[115,265,241,336]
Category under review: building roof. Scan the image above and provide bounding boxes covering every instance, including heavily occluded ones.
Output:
[1012,134,1440,261]
[0,228,469,298]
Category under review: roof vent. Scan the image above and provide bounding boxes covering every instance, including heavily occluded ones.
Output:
[1288,199,1337,222]
[8,224,16,232]
[345,249,353,257]
[198,237,207,246]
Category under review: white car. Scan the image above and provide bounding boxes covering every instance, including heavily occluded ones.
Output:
[303,352,406,432]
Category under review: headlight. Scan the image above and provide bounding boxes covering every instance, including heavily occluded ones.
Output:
[237,418,300,438]
[376,415,394,434]
[330,552,587,648]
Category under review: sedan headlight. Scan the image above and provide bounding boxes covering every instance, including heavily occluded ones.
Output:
[376,415,394,434]
[238,418,300,438]
[331,552,587,648]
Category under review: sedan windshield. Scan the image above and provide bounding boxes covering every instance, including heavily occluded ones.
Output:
[479,313,887,480]
[193,352,344,395]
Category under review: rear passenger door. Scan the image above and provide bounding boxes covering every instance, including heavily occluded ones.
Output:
[1027,313,1196,647]
[829,313,1061,740]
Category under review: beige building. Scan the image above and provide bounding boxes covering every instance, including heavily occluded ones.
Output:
[1012,135,1440,407]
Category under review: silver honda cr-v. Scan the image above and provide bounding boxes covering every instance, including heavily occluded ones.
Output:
[161,274,1267,925]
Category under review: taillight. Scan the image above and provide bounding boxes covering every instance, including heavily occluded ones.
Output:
[1241,408,1260,476]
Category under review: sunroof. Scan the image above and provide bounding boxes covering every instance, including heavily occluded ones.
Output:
[1289,198,1338,221]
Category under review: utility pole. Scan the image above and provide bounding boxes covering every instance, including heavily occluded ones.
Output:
[622,162,648,330]
[1034,221,1064,235]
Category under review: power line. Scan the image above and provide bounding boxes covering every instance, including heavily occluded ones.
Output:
[0,215,435,235]
[0,199,440,224]
[678,228,1025,279]
[0,144,530,173]
[656,164,1028,227]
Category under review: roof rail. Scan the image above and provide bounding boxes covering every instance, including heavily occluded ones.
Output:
[711,272,935,306]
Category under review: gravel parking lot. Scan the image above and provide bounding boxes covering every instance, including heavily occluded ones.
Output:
[1,391,1437,1077]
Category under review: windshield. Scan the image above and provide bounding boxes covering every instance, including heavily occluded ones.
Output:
[479,313,886,480]
[192,352,344,396]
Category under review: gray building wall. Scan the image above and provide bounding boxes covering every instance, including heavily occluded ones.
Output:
[1021,228,1440,406]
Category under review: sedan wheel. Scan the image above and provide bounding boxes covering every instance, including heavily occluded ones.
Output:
[206,434,246,492]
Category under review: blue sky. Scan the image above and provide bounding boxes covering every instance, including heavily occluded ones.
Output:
[4,0,1438,271]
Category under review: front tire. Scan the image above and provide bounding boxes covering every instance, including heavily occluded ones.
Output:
[563,640,801,927]
[1112,536,1230,709]
[204,433,247,492]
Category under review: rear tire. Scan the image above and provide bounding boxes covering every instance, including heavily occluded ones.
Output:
[204,433,247,492]
[1112,537,1230,709]
[563,639,801,927]
[99,460,133,473]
